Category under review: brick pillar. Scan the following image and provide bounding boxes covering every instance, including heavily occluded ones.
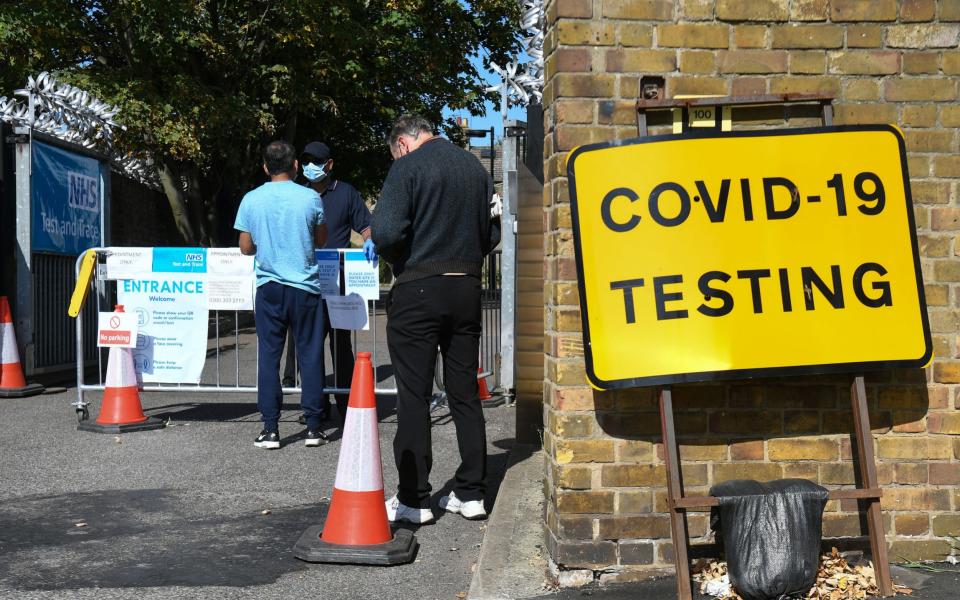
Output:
[542,0,960,584]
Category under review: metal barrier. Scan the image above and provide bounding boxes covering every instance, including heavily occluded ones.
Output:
[72,248,502,420]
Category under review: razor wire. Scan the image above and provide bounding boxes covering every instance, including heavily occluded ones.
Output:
[486,0,544,112]
[0,71,159,189]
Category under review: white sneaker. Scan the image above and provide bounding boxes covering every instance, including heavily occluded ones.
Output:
[439,491,487,520]
[385,494,435,524]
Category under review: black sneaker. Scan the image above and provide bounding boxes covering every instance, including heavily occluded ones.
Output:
[254,430,280,449]
[305,430,330,447]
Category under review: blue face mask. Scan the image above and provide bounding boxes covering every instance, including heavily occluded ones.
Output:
[303,162,327,182]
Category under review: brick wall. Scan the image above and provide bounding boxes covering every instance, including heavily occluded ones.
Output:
[541,0,960,582]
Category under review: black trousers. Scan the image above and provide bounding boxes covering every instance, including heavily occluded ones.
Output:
[387,275,486,508]
[283,303,355,424]
[322,302,355,422]
[254,282,325,431]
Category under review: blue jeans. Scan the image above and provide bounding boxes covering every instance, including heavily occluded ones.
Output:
[254,282,325,431]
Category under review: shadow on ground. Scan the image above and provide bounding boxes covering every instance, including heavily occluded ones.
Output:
[0,489,326,590]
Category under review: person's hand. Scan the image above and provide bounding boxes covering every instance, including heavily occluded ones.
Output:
[363,238,377,262]
[490,193,503,218]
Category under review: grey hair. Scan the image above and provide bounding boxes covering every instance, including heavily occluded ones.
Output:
[388,113,434,147]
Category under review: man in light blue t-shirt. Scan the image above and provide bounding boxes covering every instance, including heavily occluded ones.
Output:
[235,140,330,449]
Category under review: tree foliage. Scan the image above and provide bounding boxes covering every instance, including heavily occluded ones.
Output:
[0,0,520,244]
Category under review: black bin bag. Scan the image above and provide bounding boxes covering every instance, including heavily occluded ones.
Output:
[709,479,828,600]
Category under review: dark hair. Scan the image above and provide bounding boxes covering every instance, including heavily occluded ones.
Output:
[262,140,297,175]
[388,113,434,147]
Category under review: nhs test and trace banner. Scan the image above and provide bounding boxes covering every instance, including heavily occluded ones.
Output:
[31,140,104,255]
[112,248,253,383]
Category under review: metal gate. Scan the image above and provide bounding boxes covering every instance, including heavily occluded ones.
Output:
[73,248,503,419]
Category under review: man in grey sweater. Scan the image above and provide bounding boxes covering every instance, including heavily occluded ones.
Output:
[372,114,500,524]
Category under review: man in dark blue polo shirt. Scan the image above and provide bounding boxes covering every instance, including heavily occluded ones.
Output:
[287,141,375,425]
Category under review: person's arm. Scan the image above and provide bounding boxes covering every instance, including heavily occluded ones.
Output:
[349,184,373,240]
[235,196,257,255]
[371,163,412,263]
[314,223,329,248]
[349,185,375,259]
[483,174,501,256]
[239,232,257,255]
[313,191,328,248]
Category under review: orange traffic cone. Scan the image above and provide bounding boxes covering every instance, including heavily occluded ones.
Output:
[78,307,164,434]
[0,296,44,398]
[294,351,418,565]
[478,367,493,401]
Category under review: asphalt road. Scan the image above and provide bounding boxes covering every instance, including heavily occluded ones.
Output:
[0,346,517,600]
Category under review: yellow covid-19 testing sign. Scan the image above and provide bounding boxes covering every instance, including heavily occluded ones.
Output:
[567,125,931,390]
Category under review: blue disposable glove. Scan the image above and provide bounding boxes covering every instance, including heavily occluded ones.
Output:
[363,238,377,262]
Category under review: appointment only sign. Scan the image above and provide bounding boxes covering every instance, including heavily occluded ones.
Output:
[567,125,931,389]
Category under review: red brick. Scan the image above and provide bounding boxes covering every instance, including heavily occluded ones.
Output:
[901,0,936,22]
[730,439,764,460]
[791,0,829,21]
[928,412,960,434]
[556,48,592,72]
[828,51,899,75]
[768,438,838,461]
[887,25,960,49]
[846,25,882,48]
[895,513,930,536]
[598,515,671,539]
[771,25,844,49]
[601,0,673,20]
[657,24,730,49]
[557,0,593,18]
[718,50,788,74]
[830,0,897,22]
[716,0,789,21]
[877,437,953,460]
[556,490,615,514]
[929,462,960,484]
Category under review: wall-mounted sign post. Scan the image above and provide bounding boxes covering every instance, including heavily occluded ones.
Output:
[568,112,915,599]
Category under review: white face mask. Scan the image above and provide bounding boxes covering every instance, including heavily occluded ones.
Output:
[303,162,327,182]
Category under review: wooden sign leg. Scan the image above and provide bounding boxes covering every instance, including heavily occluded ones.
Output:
[850,376,893,596]
[659,387,692,600]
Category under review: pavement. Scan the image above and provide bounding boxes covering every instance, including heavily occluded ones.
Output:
[3,316,958,600]
[520,564,960,600]
[0,321,524,600]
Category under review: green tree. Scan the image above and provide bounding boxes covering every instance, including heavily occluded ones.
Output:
[0,0,519,245]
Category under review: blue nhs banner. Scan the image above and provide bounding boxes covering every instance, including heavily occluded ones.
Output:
[31,141,104,255]
[152,248,208,273]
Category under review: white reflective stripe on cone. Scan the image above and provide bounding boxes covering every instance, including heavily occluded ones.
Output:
[0,322,20,364]
[105,347,138,387]
[333,407,384,493]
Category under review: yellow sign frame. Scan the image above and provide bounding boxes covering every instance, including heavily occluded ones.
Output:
[567,125,931,390]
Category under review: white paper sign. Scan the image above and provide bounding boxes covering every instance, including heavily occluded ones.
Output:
[343,250,379,302]
[105,247,152,280]
[206,277,254,310]
[117,275,209,383]
[97,311,139,347]
[316,249,340,297]
[325,294,369,331]
[207,248,254,276]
